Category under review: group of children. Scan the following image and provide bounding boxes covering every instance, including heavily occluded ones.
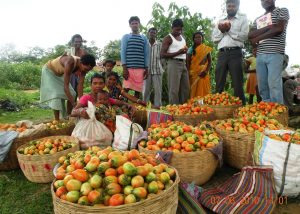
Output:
[71,59,147,133]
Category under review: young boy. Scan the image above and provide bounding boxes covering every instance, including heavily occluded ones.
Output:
[245,49,261,104]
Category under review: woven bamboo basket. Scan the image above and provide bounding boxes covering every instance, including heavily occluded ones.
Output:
[45,120,75,136]
[139,145,219,185]
[0,129,49,171]
[51,167,179,214]
[16,136,79,183]
[215,127,254,169]
[208,104,242,120]
[173,111,215,126]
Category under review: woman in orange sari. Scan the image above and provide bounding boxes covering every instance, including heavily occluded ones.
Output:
[187,32,212,98]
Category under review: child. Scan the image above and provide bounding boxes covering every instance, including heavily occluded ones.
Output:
[245,49,261,104]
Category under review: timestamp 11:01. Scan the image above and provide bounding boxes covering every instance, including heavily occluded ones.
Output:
[210,196,288,205]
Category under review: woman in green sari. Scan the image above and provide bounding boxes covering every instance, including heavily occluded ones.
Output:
[40,54,96,120]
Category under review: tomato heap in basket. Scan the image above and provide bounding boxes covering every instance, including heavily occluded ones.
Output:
[46,120,73,130]
[139,121,219,152]
[189,92,242,106]
[54,147,176,206]
[161,103,213,115]
[214,116,284,133]
[235,102,287,118]
[18,138,76,155]
[0,123,27,132]
[267,131,300,144]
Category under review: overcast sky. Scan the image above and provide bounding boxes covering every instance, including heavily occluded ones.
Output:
[0,0,298,65]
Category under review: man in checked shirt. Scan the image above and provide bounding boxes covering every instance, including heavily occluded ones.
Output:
[143,27,164,106]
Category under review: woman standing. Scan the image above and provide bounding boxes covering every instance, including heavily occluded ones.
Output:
[187,32,212,98]
[40,54,96,120]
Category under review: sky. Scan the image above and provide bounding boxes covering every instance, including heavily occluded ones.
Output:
[0,0,299,65]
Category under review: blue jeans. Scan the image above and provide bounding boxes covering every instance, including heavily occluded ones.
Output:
[256,53,284,104]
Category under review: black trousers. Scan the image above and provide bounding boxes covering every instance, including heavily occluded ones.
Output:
[215,49,246,105]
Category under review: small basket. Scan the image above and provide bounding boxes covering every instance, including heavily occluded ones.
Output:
[215,127,254,169]
[16,136,79,183]
[139,145,219,185]
[173,111,215,126]
[51,167,179,214]
[208,104,242,120]
[45,121,75,136]
[0,129,49,171]
[132,109,147,129]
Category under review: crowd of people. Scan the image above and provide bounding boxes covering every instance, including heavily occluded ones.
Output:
[40,0,299,125]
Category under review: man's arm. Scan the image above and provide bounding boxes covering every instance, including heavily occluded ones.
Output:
[160,35,186,58]
[227,16,249,43]
[212,22,224,43]
[121,35,129,80]
[63,58,76,107]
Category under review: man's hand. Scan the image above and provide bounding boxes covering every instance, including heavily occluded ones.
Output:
[123,66,129,80]
[250,38,259,47]
[143,69,148,80]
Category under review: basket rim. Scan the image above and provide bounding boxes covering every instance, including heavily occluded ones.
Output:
[16,135,79,157]
[51,166,180,209]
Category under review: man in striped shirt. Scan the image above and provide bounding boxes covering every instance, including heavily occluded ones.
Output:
[121,16,149,99]
[249,0,289,104]
[143,28,164,106]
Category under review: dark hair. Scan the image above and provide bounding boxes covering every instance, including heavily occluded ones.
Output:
[192,32,204,55]
[226,0,240,6]
[107,72,120,81]
[80,54,96,67]
[129,16,140,24]
[90,73,105,84]
[103,59,116,67]
[148,27,157,33]
[71,34,83,43]
[172,19,184,28]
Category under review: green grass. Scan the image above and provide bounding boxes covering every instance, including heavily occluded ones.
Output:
[0,170,53,214]
[0,107,53,124]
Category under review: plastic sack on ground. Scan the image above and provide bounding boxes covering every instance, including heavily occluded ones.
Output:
[113,115,143,151]
[254,129,300,197]
[72,101,112,149]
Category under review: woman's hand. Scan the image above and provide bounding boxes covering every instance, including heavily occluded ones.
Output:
[198,71,208,78]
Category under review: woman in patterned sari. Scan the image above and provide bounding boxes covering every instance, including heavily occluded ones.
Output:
[187,32,212,98]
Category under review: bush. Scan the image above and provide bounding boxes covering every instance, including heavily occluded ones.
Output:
[0,62,42,90]
[0,88,39,111]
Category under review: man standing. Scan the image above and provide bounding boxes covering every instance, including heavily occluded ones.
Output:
[121,16,149,98]
[161,19,189,104]
[212,0,248,105]
[248,0,289,104]
[143,28,164,106]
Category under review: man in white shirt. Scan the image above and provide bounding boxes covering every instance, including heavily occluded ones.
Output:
[212,0,249,105]
[161,19,189,104]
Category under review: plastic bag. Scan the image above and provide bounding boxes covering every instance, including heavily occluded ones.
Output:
[254,129,300,197]
[113,115,143,151]
[72,101,113,149]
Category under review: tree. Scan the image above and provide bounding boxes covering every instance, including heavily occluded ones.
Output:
[83,40,102,60]
[101,40,121,61]
[142,2,216,104]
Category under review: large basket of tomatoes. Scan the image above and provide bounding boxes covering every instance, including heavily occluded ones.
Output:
[234,102,289,127]
[139,121,220,185]
[190,92,242,120]
[0,123,48,171]
[16,136,79,183]
[162,104,215,126]
[214,117,284,169]
[51,147,179,214]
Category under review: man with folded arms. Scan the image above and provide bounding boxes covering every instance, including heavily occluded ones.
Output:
[212,0,249,105]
